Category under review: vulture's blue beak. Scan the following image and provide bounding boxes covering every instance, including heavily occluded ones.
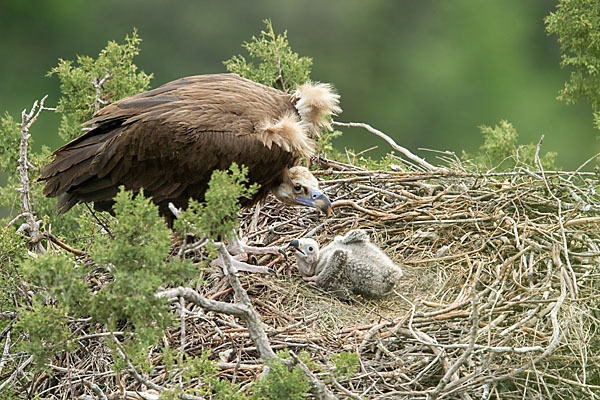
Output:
[296,189,332,217]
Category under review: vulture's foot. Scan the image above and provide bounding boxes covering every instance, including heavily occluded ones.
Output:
[212,253,274,275]
[211,235,285,275]
[227,236,287,261]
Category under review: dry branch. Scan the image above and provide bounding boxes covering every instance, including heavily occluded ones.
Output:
[16,96,48,253]
[333,120,443,172]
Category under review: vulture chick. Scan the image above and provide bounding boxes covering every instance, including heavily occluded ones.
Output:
[289,229,404,299]
[40,73,339,223]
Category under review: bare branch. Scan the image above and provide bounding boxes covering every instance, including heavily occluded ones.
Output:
[287,350,338,400]
[0,355,33,392]
[17,95,48,253]
[82,381,108,400]
[44,233,86,256]
[333,120,443,172]
[92,71,112,114]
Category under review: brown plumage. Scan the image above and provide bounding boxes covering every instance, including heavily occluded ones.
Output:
[40,74,340,222]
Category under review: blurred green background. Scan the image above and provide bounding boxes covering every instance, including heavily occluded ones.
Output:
[1,0,598,170]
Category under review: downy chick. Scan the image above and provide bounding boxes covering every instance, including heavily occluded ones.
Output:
[289,229,404,299]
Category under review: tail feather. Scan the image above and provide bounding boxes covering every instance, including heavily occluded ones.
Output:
[55,193,80,215]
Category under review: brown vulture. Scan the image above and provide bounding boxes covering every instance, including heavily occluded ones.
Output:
[39,74,340,226]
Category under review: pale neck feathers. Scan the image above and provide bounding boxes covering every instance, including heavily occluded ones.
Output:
[292,82,342,135]
[257,113,315,160]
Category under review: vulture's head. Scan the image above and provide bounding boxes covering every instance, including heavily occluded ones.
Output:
[288,238,320,276]
[273,166,332,216]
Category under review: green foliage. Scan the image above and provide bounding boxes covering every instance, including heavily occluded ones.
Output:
[20,253,90,315]
[1,31,152,243]
[175,163,258,241]
[477,120,517,165]
[546,0,600,129]
[224,20,312,92]
[331,351,359,378]
[250,353,311,400]
[0,112,21,173]
[0,227,26,322]
[0,226,26,268]
[48,29,152,142]
[88,189,197,347]
[317,129,343,157]
[157,348,246,399]
[158,389,180,400]
[464,120,557,171]
[14,302,74,366]
[181,351,246,399]
[14,189,199,370]
[353,152,401,171]
[0,168,93,247]
[91,188,171,270]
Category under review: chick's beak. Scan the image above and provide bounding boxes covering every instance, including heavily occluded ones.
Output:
[296,189,332,217]
[288,239,304,255]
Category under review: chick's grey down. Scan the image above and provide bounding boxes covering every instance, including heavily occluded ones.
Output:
[289,229,404,299]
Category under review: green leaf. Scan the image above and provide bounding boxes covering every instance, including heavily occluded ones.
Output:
[48,29,152,142]
[175,163,258,241]
[224,19,312,92]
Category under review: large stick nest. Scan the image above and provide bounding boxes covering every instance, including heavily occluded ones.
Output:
[14,154,600,399]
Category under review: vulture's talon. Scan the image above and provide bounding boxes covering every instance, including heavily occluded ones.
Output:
[278,248,288,261]
[267,267,276,274]
[249,255,259,265]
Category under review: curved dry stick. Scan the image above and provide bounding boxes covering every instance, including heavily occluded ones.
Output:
[333,121,443,172]
[331,199,395,218]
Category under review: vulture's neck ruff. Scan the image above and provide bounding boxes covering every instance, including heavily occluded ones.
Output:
[256,113,314,160]
[292,82,342,134]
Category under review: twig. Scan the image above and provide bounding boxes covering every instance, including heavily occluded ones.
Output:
[43,233,86,256]
[179,297,186,352]
[0,355,33,392]
[333,121,443,172]
[17,96,48,253]
[429,269,481,399]
[323,358,362,400]
[288,350,337,400]
[111,335,202,400]
[331,199,394,218]
[533,135,577,299]
[0,332,11,375]
[83,381,108,400]
[92,71,112,113]
[4,212,32,231]
[564,216,600,227]
[84,203,113,240]
[216,242,277,360]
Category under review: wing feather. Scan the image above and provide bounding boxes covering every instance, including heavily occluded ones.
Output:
[40,74,305,215]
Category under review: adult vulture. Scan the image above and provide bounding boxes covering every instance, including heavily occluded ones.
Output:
[40,74,339,225]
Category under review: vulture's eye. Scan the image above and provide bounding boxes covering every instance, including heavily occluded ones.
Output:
[308,246,314,252]
[293,184,302,193]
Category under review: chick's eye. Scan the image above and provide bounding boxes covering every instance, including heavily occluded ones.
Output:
[308,246,314,252]
[293,184,302,193]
